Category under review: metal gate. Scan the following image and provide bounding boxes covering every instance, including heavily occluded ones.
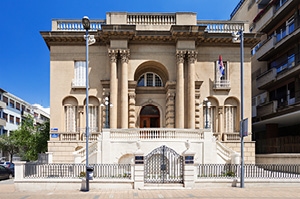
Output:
[144,145,183,183]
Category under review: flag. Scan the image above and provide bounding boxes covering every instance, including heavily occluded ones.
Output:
[218,55,225,78]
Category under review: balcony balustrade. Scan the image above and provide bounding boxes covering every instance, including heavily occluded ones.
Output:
[257,100,278,118]
[0,118,6,127]
[256,67,276,89]
[256,36,276,61]
[213,80,231,90]
[0,101,6,109]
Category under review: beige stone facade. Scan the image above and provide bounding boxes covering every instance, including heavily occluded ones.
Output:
[42,12,258,164]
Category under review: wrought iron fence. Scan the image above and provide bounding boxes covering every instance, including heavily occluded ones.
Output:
[197,164,300,179]
[24,163,131,179]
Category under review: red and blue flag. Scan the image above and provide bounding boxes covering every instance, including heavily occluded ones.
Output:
[218,55,225,78]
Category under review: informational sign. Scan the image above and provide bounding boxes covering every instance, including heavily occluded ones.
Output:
[51,134,59,138]
[239,118,248,137]
[51,128,58,132]
[185,156,194,164]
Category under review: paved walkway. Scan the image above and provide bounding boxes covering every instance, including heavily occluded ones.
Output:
[1,180,300,198]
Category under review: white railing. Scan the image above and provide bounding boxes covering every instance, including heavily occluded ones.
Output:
[224,132,241,141]
[71,79,86,88]
[110,128,204,140]
[55,132,80,141]
[197,20,246,33]
[52,19,105,31]
[73,141,98,163]
[216,141,237,163]
[127,14,176,25]
[213,80,230,89]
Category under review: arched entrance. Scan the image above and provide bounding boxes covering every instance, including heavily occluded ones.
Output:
[140,105,160,128]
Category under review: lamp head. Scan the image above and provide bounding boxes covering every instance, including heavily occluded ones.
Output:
[82,16,90,30]
[204,97,208,102]
[105,97,109,101]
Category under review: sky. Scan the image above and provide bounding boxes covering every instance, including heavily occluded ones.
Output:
[0,0,240,109]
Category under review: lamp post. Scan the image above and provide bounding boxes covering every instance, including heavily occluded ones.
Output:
[200,98,211,129]
[232,28,244,188]
[82,16,90,192]
[101,97,113,128]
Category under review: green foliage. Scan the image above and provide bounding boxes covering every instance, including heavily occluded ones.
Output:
[9,116,49,161]
[0,134,18,161]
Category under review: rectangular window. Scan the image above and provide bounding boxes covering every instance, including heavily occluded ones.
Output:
[224,106,237,132]
[21,105,25,112]
[287,17,295,34]
[3,96,8,105]
[34,112,38,118]
[73,61,86,87]
[9,100,14,108]
[16,102,20,110]
[3,113,8,122]
[16,117,20,125]
[89,106,98,132]
[203,106,216,132]
[65,106,77,132]
[215,60,229,88]
[9,115,14,124]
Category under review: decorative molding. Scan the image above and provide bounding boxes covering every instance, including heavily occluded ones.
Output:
[120,49,130,64]
[187,50,198,64]
[176,50,185,64]
[108,49,118,63]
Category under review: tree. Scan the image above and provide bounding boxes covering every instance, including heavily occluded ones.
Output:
[10,116,50,161]
[0,134,18,162]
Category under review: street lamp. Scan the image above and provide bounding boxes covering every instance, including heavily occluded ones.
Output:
[232,28,244,188]
[83,16,90,192]
[200,98,211,129]
[101,97,113,128]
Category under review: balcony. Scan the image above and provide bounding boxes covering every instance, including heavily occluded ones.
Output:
[256,36,276,61]
[0,101,6,109]
[254,0,294,33]
[256,67,276,89]
[213,80,231,90]
[71,79,86,89]
[0,118,6,127]
[257,100,278,118]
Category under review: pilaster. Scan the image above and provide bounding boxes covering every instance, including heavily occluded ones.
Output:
[165,81,176,128]
[187,50,197,129]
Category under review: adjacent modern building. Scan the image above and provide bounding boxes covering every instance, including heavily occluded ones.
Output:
[231,0,300,154]
[0,88,50,161]
[41,12,259,167]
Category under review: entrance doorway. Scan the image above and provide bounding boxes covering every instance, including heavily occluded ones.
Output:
[140,105,160,128]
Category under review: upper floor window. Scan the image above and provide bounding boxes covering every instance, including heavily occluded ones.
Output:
[3,96,8,105]
[16,102,20,110]
[9,115,14,124]
[16,117,20,125]
[72,61,86,88]
[276,17,295,43]
[275,0,287,11]
[137,72,163,87]
[3,113,7,122]
[9,100,14,108]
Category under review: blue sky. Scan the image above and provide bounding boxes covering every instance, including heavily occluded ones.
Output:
[0,0,240,108]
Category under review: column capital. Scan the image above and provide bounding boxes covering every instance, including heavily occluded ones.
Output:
[129,92,136,98]
[120,49,130,64]
[176,50,185,64]
[108,49,118,63]
[187,50,198,64]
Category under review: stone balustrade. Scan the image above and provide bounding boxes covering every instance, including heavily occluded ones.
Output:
[223,132,241,141]
[110,128,204,140]
[197,20,248,33]
[52,19,105,31]
[127,13,176,25]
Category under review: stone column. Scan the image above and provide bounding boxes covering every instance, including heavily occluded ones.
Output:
[187,50,197,129]
[176,51,185,128]
[14,161,26,180]
[108,49,118,129]
[120,49,130,129]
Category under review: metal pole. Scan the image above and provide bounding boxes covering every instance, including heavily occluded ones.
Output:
[85,29,90,191]
[105,100,108,128]
[240,28,244,188]
[205,102,208,129]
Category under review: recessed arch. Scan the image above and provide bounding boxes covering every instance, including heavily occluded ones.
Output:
[224,97,240,107]
[62,96,78,106]
[134,61,169,86]
[139,104,160,128]
[83,96,100,106]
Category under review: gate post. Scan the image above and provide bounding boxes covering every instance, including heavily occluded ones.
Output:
[134,141,144,189]
[182,141,196,188]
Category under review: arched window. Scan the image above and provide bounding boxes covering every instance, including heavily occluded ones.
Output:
[137,72,163,87]
[63,97,78,132]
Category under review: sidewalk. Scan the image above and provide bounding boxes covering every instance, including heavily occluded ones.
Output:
[1,183,300,199]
